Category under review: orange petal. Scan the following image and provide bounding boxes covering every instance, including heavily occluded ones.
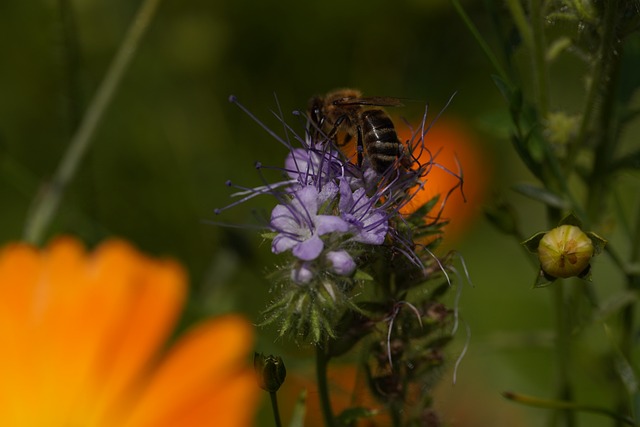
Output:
[121,315,257,427]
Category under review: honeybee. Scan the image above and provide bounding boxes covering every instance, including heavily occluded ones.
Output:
[308,88,410,174]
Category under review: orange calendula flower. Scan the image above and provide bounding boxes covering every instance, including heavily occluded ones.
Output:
[398,118,490,243]
[0,237,259,427]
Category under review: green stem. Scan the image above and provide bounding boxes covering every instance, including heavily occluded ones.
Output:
[505,0,534,52]
[529,0,550,118]
[316,346,337,427]
[553,281,576,427]
[269,391,283,427]
[503,391,637,426]
[22,0,162,245]
[585,0,622,221]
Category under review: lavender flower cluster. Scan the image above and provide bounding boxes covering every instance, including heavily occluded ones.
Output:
[272,144,392,283]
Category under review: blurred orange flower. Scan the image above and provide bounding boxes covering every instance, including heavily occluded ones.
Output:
[398,117,490,244]
[337,117,489,244]
[0,237,259,427]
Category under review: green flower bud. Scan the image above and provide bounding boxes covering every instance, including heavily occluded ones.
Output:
[537,225,594,278]
[522,213,607,287]
[254,352,286,392]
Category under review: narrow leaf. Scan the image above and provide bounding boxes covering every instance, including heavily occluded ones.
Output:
[513,183,569,209]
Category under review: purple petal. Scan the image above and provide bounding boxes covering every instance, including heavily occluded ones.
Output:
[292,234,324,260]
[272,234,299,254]
[285,149,310,178]
[315,215,349,235]
[270,204,298,232]
[293,185,319,216]
[350,188,370,214]
[353,212,388,245]
[326,250,356,276]
[338,178,354,213]
[318,181,339,205]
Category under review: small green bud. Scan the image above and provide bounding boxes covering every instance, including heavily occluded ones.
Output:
[254,352,286,392]
[537,225,594,278]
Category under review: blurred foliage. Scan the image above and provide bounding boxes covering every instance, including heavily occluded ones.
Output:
[0,0,499,305]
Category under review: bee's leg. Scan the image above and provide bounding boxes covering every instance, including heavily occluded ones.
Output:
[356,124,364,167]
[326,115,346,139]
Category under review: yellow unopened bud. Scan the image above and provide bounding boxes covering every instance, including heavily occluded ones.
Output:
[537,225,594,278]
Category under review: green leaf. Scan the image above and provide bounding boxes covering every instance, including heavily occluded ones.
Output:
[287,389,307,427]
[407,194,440,224]
[512,183,569,209]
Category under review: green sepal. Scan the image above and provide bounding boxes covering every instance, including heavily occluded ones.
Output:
[578,264,593,282]
[586,231,607,255]
[558,212,583,228]
[262,231,278,240]
[522,231,547,253]
[533,268,557,288]
[354,269,374,281]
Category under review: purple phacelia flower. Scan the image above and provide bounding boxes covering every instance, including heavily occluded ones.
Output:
[338,178,388,245]
[270,184,349,261]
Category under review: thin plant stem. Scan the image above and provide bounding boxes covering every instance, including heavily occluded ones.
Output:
[504,0,534,51]
[529,0,550,118]
[586,0,623,219]
[504,391,637,426]
[553,281,576,427]
[269,391,283,427]
[23,0,162,245]
[316,346,337,427]
[451,0,513,87]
